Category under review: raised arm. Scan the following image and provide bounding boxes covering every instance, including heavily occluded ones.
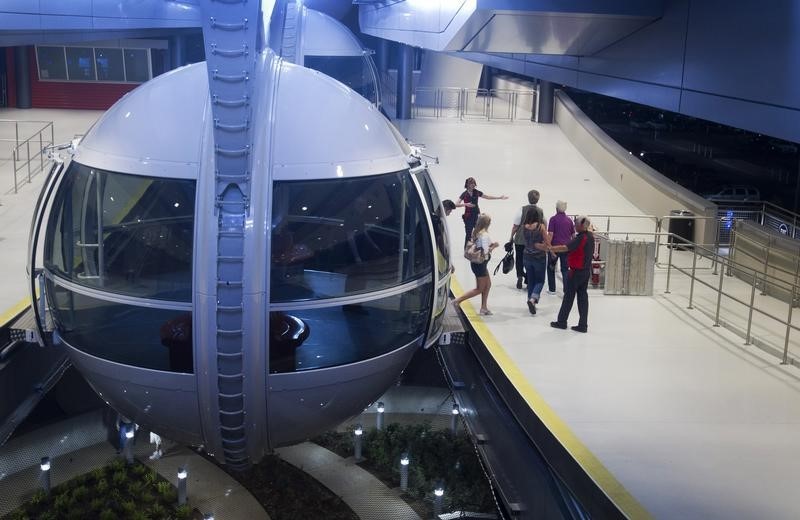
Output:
[481,193,509,200]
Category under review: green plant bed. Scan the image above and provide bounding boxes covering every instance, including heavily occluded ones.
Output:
[223,454,358,520]
[4,458,191,520]
[314,422,497,517]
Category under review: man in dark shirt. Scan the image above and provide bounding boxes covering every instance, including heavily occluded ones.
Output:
[549,216,594,333]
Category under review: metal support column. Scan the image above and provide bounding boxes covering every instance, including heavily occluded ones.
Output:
[537,80,554,124]
[478,65,493,91]
[376,38,390,75]
[396,44,413,120]
[169,35,187,70]
[14,46,31,109]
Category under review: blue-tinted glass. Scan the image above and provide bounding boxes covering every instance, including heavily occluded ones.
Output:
[124,48,149,83]
[269,282,431,373]
[415,170,451,277]
[44,163,195,301]
[65,47,95,81]
[95,48,124,82]
[36,47,67,80]
[48,281,193,373]
[271,171,432,302]
[304,55,377,105]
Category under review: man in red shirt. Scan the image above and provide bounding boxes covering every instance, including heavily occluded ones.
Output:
[549,216,594,333]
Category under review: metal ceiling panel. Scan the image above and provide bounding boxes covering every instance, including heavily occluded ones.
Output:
[461,12,657,54]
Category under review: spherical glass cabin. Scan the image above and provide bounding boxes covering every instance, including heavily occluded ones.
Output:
[37,51,451,463]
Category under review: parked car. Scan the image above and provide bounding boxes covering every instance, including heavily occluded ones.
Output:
[704,185,761,202]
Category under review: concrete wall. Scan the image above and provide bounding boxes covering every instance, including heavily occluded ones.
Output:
[554,90,718,245]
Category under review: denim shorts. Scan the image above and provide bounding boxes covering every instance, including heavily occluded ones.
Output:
[470,260,489,277]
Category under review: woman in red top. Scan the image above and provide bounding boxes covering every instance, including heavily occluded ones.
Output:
[458,177,508,247]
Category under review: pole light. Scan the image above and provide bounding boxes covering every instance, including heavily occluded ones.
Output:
[177,467,188,505]
[354,424,363,461]
[376,401,385,431]
[450,403,460,434]
[124,428,135,464]
[434,483,445,519]
[40,457,51,495]
[400,452,409,492]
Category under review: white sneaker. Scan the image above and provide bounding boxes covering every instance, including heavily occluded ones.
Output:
[149,451,162,460]
[547,290,557,295]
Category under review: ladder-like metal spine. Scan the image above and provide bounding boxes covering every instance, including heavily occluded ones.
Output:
[200,0,260,470]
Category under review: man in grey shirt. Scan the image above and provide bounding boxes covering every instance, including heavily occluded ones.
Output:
[510,189,544,289]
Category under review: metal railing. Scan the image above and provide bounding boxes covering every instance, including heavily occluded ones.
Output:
[582,212,799,365]
[0,120,55,193]
[663,233,800,366]
[412,87,537,122]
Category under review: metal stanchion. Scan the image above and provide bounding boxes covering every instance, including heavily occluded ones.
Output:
[746,272,757,345]
[782,286,795,365]
[714,263,725,326]
[27,140,31,182]
[12,149,18,194]
[712,218,721,275]
[665,238,674,294]
[761,241,771,295]
[688,247,698,310]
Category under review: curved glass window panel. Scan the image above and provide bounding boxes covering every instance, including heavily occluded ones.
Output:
[47,281,193,373]
[269,282,432,373]
[414,170,451,277]
[44,162,195,301]
[271,171,432,302]
[304,55,377,106]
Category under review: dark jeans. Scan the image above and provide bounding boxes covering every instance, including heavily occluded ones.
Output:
[464,217,477,248]
[547,252,569,292]
[556,268,590,328]
[514,244,526,279]
[524,255,546,301]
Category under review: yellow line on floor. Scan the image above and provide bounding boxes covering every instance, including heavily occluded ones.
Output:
[451,278,651,520]
[0,297,30,329]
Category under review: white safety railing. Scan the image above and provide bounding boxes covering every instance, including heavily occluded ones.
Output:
[585,212,800,366]
[411,87,538,122]
[0,120,55,193]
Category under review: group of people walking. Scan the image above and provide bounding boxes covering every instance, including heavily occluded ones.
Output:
[448,177,594,333]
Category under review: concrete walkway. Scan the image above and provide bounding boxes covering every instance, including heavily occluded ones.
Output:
[277,442,422,520]
[143,443,269,520]
[0,436,269,519]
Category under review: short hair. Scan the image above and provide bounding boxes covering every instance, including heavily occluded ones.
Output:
[575,215,591,228]
[527,189,540,204]
[442,199,456,211]
[464,177,477,189]
[556,200,567,212]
